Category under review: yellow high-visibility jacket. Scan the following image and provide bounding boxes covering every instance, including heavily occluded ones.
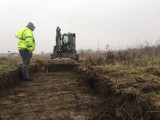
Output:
[15,27,35,52]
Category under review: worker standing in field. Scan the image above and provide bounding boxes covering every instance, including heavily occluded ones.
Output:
[15,22,36,81]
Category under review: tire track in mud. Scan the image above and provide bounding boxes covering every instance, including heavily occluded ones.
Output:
[0,71,105,120]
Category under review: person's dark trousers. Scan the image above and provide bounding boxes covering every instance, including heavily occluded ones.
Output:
[19,50,32,79]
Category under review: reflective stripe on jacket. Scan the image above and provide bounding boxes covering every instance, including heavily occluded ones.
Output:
[15,27,35,52]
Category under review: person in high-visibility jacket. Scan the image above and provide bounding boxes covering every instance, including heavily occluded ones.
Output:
[15,22,36,81]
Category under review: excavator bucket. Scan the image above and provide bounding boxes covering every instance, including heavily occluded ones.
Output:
[45,58,77,72]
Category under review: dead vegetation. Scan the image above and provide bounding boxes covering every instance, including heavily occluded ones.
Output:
[0,56,19,73]
[77,45,160,119]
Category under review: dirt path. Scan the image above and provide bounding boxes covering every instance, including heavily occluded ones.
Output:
[0,71,105,120]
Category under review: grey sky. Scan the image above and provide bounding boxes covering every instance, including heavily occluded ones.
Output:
[1,0,160,53]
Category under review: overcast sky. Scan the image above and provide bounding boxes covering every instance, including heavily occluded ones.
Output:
[1,0,160,53]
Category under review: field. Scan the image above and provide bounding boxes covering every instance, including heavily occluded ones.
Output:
[0,45,160,119]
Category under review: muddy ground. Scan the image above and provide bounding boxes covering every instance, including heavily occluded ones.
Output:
[0,71,106,120]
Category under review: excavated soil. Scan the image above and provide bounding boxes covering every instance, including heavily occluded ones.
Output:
[0,71,106,120]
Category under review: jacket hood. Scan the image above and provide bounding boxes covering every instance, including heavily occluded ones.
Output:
[26,22,35,31]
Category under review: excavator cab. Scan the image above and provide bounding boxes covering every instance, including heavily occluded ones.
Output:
[62,33,76,53]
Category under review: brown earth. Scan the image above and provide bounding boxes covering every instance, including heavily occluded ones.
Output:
[0,71,106,120]
[1,64,160,120]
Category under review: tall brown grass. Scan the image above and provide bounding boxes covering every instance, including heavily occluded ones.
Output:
[79,45,160,66]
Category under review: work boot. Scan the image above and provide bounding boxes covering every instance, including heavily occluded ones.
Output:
[23,78,33,81]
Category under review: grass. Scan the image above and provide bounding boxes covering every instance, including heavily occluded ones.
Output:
[0,56,20,73]
[93,63,160,90]
[79,46,160,109]
[145,92,160,99]
[0,54,49,73]
[0,63,17,73]
[145,92,160,107]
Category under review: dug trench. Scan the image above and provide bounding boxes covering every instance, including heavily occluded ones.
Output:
[0,63,160,120]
